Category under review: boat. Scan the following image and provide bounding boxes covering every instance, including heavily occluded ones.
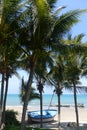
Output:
[27,109,57,123]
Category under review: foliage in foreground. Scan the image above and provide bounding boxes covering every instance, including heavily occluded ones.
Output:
[5,110,20,126]
[4,125,53,130]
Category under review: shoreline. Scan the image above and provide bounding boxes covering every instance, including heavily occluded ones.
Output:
[6,94,87,108]
[6,104,87,108]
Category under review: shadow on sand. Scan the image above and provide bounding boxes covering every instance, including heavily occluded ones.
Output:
[26,120,87,130]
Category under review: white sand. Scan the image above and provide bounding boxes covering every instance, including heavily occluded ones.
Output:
[6,106,87,130]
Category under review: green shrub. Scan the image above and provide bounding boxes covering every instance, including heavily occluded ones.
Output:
[4,125,20,130]
[4,125,54,130]
[5,110,20,126]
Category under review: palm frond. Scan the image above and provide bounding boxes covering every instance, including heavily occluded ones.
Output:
[53,6,66,17]
[47,0,58,8]
[51,9,87,40]
[20,78,40,103]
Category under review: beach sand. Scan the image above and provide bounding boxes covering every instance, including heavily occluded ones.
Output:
[6,106,87,130]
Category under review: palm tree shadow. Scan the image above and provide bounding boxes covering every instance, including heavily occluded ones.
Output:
[26,120,87,130]
[26,119,62,129]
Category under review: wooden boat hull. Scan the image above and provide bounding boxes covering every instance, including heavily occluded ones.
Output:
[27,109,57,123]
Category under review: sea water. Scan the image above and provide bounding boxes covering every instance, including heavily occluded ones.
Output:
[6,94,87,107]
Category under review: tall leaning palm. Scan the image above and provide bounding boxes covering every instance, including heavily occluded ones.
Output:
[18,1,87,130]
[0,0,27,127]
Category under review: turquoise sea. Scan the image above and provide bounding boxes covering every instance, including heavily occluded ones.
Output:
[6,94,87,107]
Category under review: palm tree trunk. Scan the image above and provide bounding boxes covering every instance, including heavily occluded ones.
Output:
[58,94,61,128]
[2,75,9,125]
[0,105,1,128]
[0,73,5,128]
[37,78,44,128]
[40,91,43,128]
[73,82,79,130]
[1,73,5,108]
[21,66,35,130]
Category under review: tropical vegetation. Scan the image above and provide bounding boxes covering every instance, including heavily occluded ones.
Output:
[20,78,40,104]
[0,0,87,130]
[4,126,53,130]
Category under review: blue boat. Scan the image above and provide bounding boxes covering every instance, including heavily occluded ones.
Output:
[27,109,57,123]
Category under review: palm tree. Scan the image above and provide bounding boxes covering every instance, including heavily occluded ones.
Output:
[63,34,87,130]
[0,0,28,127]
[20,78,40,104]
[19,1,53,129]
[65,55,81,130]
[34,50,54,128]
[48,55,65,128]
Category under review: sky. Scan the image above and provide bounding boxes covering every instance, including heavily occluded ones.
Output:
[7,0,87,94]
[58,0,87,42]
